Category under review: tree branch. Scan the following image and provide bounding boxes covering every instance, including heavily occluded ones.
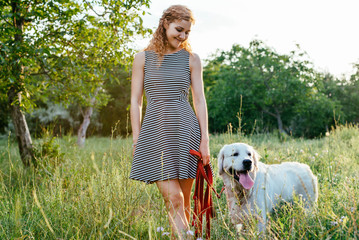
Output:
[261,108,277,118]
[2,17,13,26]
[256,61,274,91]
[84,1,110,17]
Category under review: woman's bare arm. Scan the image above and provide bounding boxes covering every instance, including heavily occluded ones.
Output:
[130,52,145,148]
[190,53,210,165]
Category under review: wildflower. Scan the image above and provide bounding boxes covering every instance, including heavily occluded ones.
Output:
[186,230,194,236]
[339,216,346,222]
[235,224,243,232]
[196,238,204,240]
[300,149,304,153]
[162,232,170,236]
[330,221,338,226]
[156,227,164,232]
[351,207,355,212]
[325,132,330,136]
[315,153,318,156]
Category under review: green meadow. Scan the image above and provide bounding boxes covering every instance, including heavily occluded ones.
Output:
[0,125,358,239]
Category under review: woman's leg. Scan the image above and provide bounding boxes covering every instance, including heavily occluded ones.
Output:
[156,179,194,239]
[178,178,195,223]
[156,179,188,238]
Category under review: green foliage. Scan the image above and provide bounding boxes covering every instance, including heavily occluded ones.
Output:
[291,93,341,138]
[0,0,152,160]
[0,95,9,134]
[0,125,359,239]
[98,67,132,136]
[0,0,151,121]
[17,65,132,138]
[315,65,359,124]
[204,40,342,138]
[33,135,65,176]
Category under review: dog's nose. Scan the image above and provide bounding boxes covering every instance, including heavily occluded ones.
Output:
[243,160,252,170]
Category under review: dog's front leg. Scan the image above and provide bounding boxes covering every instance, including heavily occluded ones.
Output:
[257,214,266,233]
[250,197,267,234]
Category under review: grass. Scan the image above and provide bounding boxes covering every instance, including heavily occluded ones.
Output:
[0,124,358,239]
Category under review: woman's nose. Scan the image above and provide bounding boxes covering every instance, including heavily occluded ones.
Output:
[178,32,185,40]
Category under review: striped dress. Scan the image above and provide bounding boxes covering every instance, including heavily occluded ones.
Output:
[130,49,201,184]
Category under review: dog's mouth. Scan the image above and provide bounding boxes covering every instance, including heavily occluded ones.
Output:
[228,168,254,190]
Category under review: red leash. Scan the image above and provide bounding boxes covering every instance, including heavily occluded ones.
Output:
[190,150,225,239]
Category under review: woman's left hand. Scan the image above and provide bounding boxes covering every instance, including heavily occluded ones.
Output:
[199,139,210,165]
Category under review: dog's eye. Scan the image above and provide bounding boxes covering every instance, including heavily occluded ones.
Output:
[233,153,239,157]
[248,152,252,156]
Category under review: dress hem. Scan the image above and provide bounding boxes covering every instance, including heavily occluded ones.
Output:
[129,176,196,185]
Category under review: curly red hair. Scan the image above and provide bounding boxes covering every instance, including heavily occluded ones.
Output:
[144,5,195,59]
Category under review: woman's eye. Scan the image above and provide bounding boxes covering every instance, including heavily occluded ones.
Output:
[176,28,182,32]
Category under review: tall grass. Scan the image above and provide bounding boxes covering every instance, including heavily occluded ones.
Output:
[0,124,358,239]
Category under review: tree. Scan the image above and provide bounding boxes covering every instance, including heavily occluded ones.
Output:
[0,0,150,166]
[345,64,359,122]
[331,64,359,123]
[312,67,359,126]
[204,40,341,137]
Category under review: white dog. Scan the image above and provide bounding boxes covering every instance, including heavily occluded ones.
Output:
[218,143,318,232]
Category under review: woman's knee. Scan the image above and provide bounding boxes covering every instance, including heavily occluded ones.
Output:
[164,191,185,210]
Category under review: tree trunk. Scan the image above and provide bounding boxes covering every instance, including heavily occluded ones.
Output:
[77,106,93,147]
[274,108,287,135]
[261,107,287,135]
[77,88,99,147]
[8,87,35,167]
[8,1,35,167]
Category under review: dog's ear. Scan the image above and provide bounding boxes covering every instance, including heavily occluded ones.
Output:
[217,145,227,175]
[252,148,261,166]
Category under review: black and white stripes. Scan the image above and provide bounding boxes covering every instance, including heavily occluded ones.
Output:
[130,49,201,184]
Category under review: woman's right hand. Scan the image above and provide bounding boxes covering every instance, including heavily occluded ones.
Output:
[132,142,137,156]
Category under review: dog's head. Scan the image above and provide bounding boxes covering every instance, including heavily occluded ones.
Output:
[217,143,260,190]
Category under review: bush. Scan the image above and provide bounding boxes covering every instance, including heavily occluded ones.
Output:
[290,94,343,138]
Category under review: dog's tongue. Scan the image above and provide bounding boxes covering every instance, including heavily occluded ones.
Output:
[238,172,254,189]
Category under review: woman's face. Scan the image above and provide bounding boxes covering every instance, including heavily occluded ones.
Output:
[164,19,192,52]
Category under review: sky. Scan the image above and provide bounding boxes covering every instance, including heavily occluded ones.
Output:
[135,0,359,78]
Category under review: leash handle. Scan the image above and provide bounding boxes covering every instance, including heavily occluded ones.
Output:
[191,149,212,239]
[189,149,201,158]
[191,149,227,239]
[189,150,225,199]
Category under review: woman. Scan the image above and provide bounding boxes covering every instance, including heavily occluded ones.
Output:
[130,5,210,239]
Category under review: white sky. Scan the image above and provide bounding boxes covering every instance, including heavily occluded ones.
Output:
[135,0,359,78]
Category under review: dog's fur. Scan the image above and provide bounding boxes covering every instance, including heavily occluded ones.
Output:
[218,143,318,232]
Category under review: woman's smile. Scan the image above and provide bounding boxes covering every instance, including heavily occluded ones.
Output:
[165,19,191,52]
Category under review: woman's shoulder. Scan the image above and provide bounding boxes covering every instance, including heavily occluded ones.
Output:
[134,51,146,59]
[189,52,201,61]
[133,51,146,65]
[189,52,202,70]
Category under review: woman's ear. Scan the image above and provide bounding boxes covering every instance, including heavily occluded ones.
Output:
[163,19,169,30]
[217,145,227,175]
